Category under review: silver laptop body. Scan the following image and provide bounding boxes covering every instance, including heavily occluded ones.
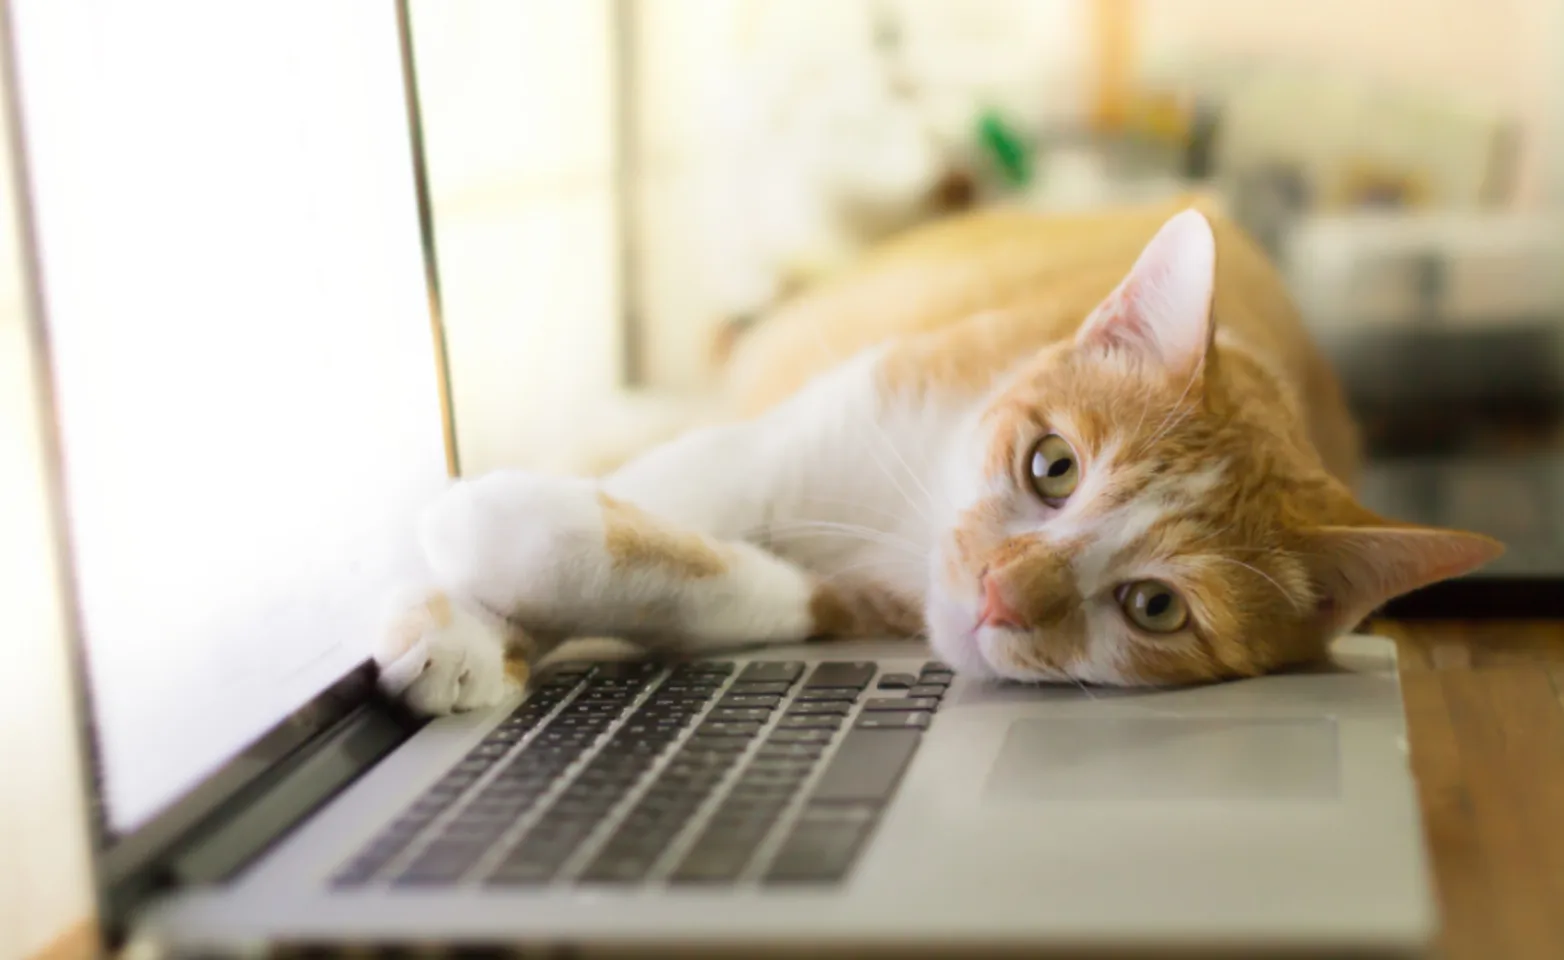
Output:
[134,637,1431,958]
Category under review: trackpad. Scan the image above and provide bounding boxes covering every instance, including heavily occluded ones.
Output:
[982,717,1340,802]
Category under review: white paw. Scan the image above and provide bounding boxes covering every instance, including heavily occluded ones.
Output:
[376,590,514,716]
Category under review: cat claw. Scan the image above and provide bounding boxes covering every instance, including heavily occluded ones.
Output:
[375,589,514,716]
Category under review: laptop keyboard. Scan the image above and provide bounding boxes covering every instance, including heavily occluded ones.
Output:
[331,658,951,888]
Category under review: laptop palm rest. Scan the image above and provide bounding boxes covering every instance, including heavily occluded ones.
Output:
[982,716,1340,804]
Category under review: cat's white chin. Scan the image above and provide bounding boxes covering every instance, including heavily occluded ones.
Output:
[923,591,998,678]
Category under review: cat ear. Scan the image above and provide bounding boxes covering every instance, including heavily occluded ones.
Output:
[1076,208,1217,380]
[1303,524,1504,635]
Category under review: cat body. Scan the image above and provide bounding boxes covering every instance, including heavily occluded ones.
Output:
[378,198,1499,715]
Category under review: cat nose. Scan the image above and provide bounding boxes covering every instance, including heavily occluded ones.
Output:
[978,573,1026,630]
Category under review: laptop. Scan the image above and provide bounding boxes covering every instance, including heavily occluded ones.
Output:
[6,3,1433,956]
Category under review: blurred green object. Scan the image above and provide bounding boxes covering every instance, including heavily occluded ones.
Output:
[977,109,1032,188]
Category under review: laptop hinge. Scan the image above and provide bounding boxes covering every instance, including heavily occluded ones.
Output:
[107,701,416,932]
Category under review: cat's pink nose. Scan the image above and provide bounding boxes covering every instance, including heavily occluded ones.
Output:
[978,573,1026,630]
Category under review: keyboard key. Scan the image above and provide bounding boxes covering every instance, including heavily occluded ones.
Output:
[485,860,556,886]
[656,776,726,799]
[440,817,512,841]
[783,701,851,716]
[775,714,842,731]
[722,785,797,808]
[614,724,682,743]
[728,681,793,696]
[793,688,861,702]
[598,741,668,759]
[810,728,922,805]
[708,707,772,722]
[739,762,811,783]
[727,784,800,804]
[719,694,783,708]
[573,768,642,790]
[462,797,533,820]
[579,846,662,884]
[676,660,736,675]
[863,697,939,712]
[697,720,765,737]
[854,711,932,731]
[546,797,615,821]
[768,729,836,745]
[468,740,514,759]
[764,806,877,883]
[739,779,806,799]
[738,661,806,683]
[803,662,877,690]
[656,685,722,701]
[908,684,948,699]
[756,742,827,761]
[921,660,951,673]
[747,756,818,774]
[876,673,918,690]
[393,839,489,885]
[409,792,460,815]
[595,661,663,680]
[330,857,386,886]
[637,792,706,816]
[670,833,763,883]
[684,736,752,753]
[673,756,741,778]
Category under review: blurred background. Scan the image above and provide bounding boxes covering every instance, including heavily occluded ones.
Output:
[406,0,1564,503]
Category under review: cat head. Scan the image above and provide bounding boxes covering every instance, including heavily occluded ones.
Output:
[925,209,1502,686]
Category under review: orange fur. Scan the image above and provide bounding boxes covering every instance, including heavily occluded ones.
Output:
[597,491,730,578]
[725,194,1361,482]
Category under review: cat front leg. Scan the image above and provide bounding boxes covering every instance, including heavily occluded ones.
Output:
[415,470,825,645]
[379,355,929,715]
[376,468,834,714]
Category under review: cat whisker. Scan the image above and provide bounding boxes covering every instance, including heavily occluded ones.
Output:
[812,555,926,587]
[713,488,913,528]
[759,520,925,551]
[755,523,927,560]
[1206,555,1300,609]
[1129,375,1158,449]
[1139,356,1206,452]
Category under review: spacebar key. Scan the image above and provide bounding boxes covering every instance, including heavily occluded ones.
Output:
[808,728,921,805]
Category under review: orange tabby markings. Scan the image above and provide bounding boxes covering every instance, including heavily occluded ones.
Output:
[596,491,728,578]
[424,591,453,628]
[503,655,531,686]
[809,580,924,639]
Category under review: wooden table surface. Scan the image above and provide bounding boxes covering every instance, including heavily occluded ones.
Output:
[1373,619,1564,960]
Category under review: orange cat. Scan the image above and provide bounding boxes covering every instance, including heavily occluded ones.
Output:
[378,198,1500,714]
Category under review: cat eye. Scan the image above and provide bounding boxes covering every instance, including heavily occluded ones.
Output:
[1028,434,1079,501]
[1120,581,1189,633]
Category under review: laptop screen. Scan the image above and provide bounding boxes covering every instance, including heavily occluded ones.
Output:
[10,2,452,834]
